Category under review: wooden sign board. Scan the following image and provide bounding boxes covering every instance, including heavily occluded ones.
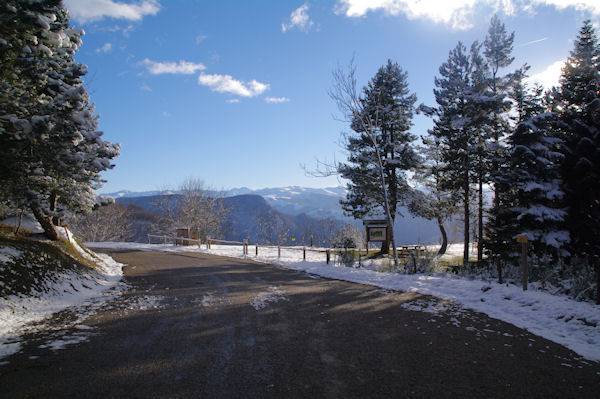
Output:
[368,227,388,242]
[516,234,528,243]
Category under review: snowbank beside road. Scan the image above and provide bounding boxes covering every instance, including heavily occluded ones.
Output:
[0,238,124,361]
[87,241,599,362]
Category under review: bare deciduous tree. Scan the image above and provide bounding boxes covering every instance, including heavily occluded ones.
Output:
[152,179,229,242]
[68,203,134,242]
[254,209,290,245]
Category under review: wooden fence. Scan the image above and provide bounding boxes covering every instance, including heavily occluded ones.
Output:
[146,234,426,266]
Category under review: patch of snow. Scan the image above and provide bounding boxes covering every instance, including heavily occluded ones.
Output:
[0,235,124,361]
[1,215,44,233]
[0,246,22,263]
[251,286,289,310]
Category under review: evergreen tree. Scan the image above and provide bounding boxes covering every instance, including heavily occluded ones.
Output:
[428,42,490,265]
[557,20,600,302]
[0,0,119,240]
[510,84,568,265]
[337,59,418,254]
[482,15,516,278]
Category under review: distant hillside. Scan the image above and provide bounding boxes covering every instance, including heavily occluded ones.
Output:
[110,186,452,245]
[115,194,340,245]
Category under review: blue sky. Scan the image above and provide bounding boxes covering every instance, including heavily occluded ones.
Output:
[62,0,600,193]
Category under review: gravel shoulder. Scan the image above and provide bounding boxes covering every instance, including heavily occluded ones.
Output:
[1,249,598,398]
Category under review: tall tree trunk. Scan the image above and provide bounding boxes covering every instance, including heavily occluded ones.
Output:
[31,207,59,241]
[15,209,24,235]
[50,193,61,226]
[463,187,470,266]
[596,263,599,305]
[437,216,448,255]
[478,175,483,264]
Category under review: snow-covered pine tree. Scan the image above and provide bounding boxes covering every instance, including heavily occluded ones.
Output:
[336,59,419,256]
[429,42,490,265]
[0,0,120,240]
[509,81,569,270]
[485,66,528,268]
[556,20,600,303]
[482,15,517,273]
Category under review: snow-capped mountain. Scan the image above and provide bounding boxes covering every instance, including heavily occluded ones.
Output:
[226,186,347,219]
[106,186,348,219]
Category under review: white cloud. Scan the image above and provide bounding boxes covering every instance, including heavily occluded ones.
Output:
[334,0,600,30]
[526,59,565,89]
[140,59,206,75]
[95,42,112,53]
[198,73,269,97]
[139,83,152,91]
[195,35,208,44]
[265,97,290,103]
[64,0,160,23]
[282,3,315,32]
[334,0,480,30]
[531,0,600,17]
[226,99,240,103]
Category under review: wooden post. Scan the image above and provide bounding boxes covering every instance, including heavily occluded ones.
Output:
[358,248,361,267]
[163,235,167,245]
[303,247,306,261]
[256,244,258,256]
[208,239,211,250]
[278,246,281,258]
[517,234,528,291]
[147,235,150,244]
[326,249,330,264]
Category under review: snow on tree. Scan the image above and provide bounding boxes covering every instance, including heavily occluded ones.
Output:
[333,59,419,263]
[0,0,119,240]
[555,20,600,303]
[427,42,494,265]
[332,222,364,249]
[479,15,518,277]
[509,82,569,264]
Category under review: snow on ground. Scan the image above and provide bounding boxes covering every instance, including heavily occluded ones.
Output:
[87,241,600,362]
[251,286,289,310]
[0,234,124,360]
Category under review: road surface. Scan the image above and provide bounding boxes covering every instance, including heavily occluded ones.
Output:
[1,249,598,398]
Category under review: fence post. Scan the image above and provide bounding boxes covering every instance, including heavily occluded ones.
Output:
[208,239,211,250]
[303,247,306,261]
[256,244,258,256]
[521,241,528,291]
[516,235,528,291]
[147,235,150,244]
[358,248,361,267]
[326,249,330,264]
[163,235,167,245]
[278,246,281,259]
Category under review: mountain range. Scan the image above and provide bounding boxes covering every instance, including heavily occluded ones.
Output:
[107,186,452,245]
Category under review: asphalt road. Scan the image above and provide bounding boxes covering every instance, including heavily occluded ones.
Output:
[1,249,598,398]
